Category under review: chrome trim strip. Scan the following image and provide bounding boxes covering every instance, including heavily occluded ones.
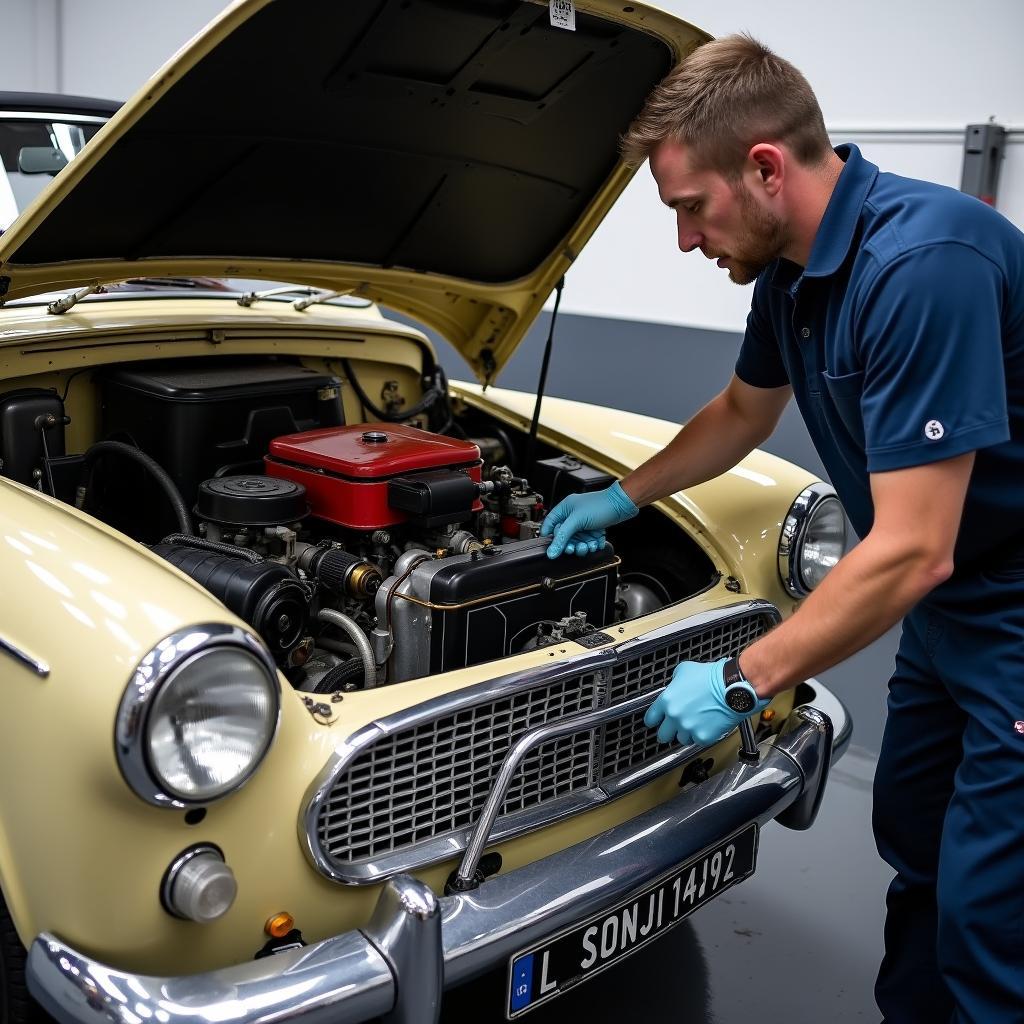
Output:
[0,635,49,677]
[301,600,780,884]
[610,599,780,660]
[28,930,395,1024]
[304,787,611,887]
[777,483,843,598]
[115,624,281,809]
[28,684,848,1024]
[0,110,108,124]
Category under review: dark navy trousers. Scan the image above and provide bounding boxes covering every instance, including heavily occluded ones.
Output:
[873,560,1024,1023]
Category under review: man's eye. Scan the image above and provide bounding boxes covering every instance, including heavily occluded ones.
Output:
[685,202,701,214]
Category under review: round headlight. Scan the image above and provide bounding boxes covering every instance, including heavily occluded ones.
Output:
[117,625,280,807]
[778,484,848,598]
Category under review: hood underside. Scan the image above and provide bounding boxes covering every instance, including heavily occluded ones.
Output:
[0,0,705,381]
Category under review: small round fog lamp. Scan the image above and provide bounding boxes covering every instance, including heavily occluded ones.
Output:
[163,845,237,923]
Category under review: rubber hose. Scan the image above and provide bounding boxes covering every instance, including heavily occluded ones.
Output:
[340,358,443,422]
[317,608,376,689]
[313,658,365,694]
[160,533,264,564]
[80,440,192,535]
[316,638,360,659]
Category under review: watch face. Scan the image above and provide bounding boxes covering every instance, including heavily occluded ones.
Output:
[724,685,756,714]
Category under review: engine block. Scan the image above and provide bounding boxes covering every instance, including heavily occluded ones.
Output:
[374,537,618,682]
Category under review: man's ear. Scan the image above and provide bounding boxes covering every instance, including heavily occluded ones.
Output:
[747,143,784,197]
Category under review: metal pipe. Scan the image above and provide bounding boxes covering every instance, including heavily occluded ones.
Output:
[318,608,376,689]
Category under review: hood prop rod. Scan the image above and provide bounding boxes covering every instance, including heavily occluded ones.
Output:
[523,276,565,475]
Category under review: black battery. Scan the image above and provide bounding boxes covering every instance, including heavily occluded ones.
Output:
[426,537,617,672]
[100,359,343,499]
[98,359,343,540]
[532,454,615,509]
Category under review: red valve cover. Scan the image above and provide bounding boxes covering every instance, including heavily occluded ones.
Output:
[265,424,482,529]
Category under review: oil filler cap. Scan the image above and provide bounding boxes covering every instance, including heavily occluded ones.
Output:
[361,431,389,444]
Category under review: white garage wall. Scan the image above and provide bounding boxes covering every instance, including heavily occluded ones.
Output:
[0,0,225,99]
[2,0,1023,332]
[568,0,1024,331]
[0,0,60,93]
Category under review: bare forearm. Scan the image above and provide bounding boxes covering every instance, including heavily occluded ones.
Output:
[620,390,771,507]
[740,535,951,697]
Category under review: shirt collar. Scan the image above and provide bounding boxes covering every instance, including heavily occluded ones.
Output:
[802,143,879,278]
[765,144,879,291]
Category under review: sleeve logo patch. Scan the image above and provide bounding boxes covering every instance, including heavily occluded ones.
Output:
[924,420,945,440]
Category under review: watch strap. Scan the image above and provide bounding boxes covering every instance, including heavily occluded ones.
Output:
[723,655,746,687]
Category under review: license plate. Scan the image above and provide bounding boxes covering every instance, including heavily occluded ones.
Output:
[506,823,758,1018]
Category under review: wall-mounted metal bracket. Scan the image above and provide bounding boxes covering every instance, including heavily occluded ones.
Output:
[961,122,1006,206]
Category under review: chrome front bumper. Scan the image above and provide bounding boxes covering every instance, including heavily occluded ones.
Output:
[28,680,850,1024]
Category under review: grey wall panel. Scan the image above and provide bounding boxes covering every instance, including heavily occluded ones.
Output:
[419,308,829,482]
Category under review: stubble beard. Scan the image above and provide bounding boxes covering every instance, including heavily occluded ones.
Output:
[724,185,789,285]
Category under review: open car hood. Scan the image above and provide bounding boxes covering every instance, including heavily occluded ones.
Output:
[0,0,706,382]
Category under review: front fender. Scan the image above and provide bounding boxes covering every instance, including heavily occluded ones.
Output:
[0,477,254,944]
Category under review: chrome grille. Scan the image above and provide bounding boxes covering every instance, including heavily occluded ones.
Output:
[310,605,776,881]
[602,612,772,778]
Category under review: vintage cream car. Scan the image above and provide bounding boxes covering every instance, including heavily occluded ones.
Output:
[0,2,851,1022]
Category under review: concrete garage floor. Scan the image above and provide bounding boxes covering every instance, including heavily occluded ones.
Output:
[417,312,903,1022]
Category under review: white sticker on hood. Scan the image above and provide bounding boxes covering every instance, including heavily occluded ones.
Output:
[550,0,576,31]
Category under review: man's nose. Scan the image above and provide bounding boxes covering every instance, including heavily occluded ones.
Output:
[678,229,704,253]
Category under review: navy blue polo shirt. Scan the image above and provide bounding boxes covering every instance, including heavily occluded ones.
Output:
[736,144,1024,569]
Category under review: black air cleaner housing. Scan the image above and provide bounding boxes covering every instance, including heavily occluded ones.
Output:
[196,476,309,527]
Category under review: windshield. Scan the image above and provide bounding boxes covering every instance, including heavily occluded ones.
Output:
[0,114,105,230]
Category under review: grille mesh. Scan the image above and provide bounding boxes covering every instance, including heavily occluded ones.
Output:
[315,611,773,870]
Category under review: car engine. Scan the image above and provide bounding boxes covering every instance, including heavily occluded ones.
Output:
[0,359,642,692]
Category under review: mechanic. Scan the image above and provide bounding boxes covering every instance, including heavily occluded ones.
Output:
[541,34,1024,1024]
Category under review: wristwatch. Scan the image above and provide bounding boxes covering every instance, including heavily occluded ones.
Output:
[721,656,760,714]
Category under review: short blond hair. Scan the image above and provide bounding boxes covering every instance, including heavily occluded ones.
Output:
[621,34,831,176]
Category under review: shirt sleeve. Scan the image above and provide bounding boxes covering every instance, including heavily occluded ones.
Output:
[735,275,790,388]
[855,242,1009,472]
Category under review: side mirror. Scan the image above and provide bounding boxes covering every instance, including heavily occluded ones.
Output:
[17,147,68,175]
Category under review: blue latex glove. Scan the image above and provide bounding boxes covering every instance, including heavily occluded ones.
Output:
[643,658,771,747]
[540,481,639,559]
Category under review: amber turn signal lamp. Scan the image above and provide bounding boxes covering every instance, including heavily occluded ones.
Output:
[760,709,776,723]
[265,912,295,938]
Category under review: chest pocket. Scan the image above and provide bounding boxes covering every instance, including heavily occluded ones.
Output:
[821,369,866,447]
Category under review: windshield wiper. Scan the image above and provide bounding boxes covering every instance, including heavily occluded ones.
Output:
[47,284,103,315]
[236,285,356,311]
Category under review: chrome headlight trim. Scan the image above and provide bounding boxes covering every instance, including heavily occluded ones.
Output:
[115,624,280,808]
[778,483,846,598]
